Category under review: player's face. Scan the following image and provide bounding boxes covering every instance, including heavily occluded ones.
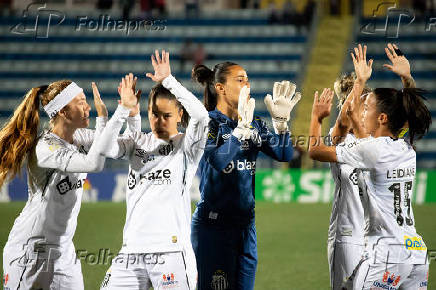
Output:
[61,92,91,129]
[362,92,379,136]
[148,97,182,140]
[218,65,250,108]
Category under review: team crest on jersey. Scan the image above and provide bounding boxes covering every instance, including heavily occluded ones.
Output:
[211,270,229,290]
[78,145,88,154]
[240,140,250,150]
[134,148,155,164]
[158,142,174,156]
[56,176,85,195]
[162,273,179,288]
[349,169,358,185]
[128,169,136,190]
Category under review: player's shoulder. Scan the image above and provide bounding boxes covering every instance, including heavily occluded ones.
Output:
[36,132,66,152]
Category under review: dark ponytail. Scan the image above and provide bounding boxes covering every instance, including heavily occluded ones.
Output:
[401,88,432,146]
[192,62,238,111]
[373,88,431,146]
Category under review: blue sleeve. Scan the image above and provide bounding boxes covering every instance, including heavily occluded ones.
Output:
[258,119,293,162]
[203,118,241,172]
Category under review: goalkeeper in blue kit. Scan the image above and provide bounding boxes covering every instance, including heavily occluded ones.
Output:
[190,61,301,289]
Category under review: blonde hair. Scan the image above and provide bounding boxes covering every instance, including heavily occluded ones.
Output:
[333,72,372,109]
[0,80,72,187]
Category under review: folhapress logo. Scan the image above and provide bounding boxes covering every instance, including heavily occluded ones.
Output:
[222,160,256,175]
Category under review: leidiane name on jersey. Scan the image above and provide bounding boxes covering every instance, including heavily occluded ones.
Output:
[56,176,86,195]
[386,167,415,179]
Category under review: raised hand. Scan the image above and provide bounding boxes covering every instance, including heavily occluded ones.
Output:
[120,73,138,110]
[264,80,301,133]
[311,88,334,123]
[118,80,141,116]
[232,86,255,140]
[383,43,412,79]
[351,44,373,83]
[92,82,108,117]
[238,86,255,128]
[146,49,171,82]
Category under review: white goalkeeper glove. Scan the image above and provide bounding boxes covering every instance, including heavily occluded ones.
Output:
[264,80,301,134]
[232,86,255,140]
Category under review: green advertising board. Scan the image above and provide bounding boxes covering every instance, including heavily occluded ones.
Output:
[255,169,436,204]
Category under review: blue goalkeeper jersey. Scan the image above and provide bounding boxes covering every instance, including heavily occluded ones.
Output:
[195,109,293,222]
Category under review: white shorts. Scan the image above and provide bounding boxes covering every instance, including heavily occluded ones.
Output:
[100,250,197,290]
[2,244,83,290]
[348,258,429,290]
[328,241,364,290]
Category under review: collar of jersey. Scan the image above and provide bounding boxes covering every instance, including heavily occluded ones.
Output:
[211,108,238,127]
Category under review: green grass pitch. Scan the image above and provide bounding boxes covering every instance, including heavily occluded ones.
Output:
[1,202,435,289]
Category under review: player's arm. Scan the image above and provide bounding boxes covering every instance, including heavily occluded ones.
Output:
[258,119,293,162]
[308,88,337,162]
[383,43,416,88]
[202,119,241,171]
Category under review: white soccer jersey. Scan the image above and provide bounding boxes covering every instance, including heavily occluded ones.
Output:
[4,115,140,261]
[336,136,427,265]
[328,129,364,245]
[105,75,209,254]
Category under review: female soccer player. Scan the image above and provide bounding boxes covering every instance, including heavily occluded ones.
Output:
[99,50,208,290]
[1,76,141,290]
[308,53,431,289]
[328,43,418,289]
[190,62,300,289]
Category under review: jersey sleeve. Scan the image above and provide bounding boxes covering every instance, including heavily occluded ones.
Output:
[124,114,141,136]
[202,118,241,172]
[258,118,293,162]
[336,137,378,168]
[37,105,133,173]
[162,74,210,164]
[71,116,108,151]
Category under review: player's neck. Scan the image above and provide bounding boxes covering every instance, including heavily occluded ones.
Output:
[216,102,238,121]
[52,122,76,144]
[373,126,395,139]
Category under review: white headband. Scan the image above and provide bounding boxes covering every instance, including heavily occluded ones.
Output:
[43,82,83,118]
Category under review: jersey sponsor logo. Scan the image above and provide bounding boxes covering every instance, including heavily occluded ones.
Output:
[128,169,136,190]
[3,273,8,287]
[158,142,174,156]
[222,160,256,175]
[211,270,229,290]
[162,273,179,288]
[371,271,401,289]
[222,133,231,140]
[139,169,171,185]
[404,236,427,251]
[78,145,88,154]
[134,148,155,164]
[100,267,111,288]
[349,168,358,185]
[56,176,85,195]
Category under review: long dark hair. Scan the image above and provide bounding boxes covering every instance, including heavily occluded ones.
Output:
[373,88,431,146]
[148,83,189,128]
[191,62,238,111]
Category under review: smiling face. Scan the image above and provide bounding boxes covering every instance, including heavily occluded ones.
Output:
[216,65,250,108]
[61,92,91,129]
[148,97,182,140]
